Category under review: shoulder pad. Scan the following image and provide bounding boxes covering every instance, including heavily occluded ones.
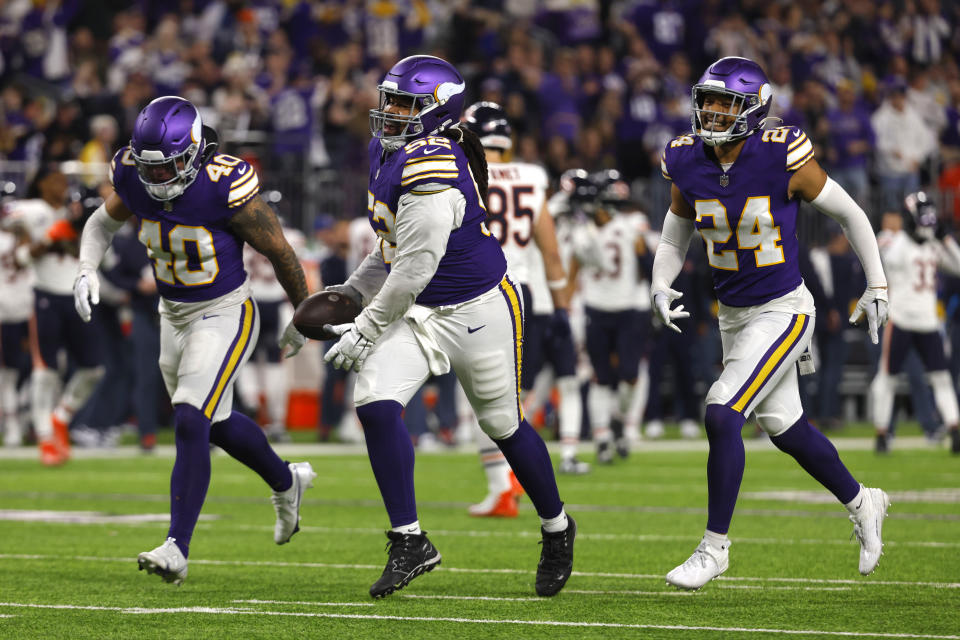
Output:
[760,126,814,172]
[203,153,260,209]
[400,135,461,192]
[661,136,695,181]
[109,146,136,189]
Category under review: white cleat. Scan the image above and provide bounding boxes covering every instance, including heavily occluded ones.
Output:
[666,537,730,590]
[138,537,188,585]
[558,456,591,475]
[680,419,701,439]
[273,461,317,544]
[849,486,891,575]
[644,420,665,440]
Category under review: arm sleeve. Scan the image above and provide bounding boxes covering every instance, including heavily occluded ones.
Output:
[809,177,887,288]
[352,186,461,341]
[78,204,125,273]
[343,244,388,304]
[650,210,695,293]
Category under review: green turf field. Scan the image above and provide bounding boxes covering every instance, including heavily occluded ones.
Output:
[1,437,958,639]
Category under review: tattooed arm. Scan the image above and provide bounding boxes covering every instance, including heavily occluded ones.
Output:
[229,195,309,308]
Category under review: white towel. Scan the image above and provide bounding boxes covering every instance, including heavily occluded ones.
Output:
[404,304,451,376]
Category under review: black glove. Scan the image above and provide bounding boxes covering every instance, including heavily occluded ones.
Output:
[935,219,948,241]
[549,308,572,340]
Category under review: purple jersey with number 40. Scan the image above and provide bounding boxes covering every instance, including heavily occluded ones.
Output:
[110,147,260,303]
[661,126,815,307]
[367,135,506,306]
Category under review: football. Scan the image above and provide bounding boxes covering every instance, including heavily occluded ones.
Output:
[292,290,362,340]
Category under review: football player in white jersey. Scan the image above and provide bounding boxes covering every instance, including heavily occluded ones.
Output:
[568,169,652,463]
[7,167,103,465]
[237,222,307,442]
[870,192,960,454]
[0,220,34,447]
[461,102,582,519]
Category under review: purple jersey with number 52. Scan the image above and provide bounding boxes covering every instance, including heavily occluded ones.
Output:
[367,135,506,306]
[661,126,815,307]
[110,146,260,302]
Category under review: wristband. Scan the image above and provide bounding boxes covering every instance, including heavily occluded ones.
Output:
[547,279,567,290]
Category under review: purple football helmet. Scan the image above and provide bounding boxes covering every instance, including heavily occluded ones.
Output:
[370,55,466,151]
[463,101,512,151]
[130,96,204,201]
[691,57,772,147]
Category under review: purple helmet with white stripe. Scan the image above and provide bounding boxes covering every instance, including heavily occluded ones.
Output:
[691,57,772,147]
[130,96,204,201]
[370,55,466,151]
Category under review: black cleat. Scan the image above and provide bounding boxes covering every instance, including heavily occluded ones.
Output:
[615,437,630,460]
[596,441,613,464]
[536,516,576,597]
[875,433,889,455]
[369,531,441,599]
[951,428,960,455]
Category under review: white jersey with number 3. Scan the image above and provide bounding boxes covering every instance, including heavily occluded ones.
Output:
[485,161,548,285]
[576,213,647,312]
[880,229,956,332]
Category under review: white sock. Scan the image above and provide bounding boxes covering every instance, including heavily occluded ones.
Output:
[541,509,568,533]
[844,484,866,515]
[704,529,730,550]
[392,521,421,535]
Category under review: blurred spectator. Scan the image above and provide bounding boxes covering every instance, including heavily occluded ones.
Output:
[825,80,875,208]
[77,114,117,187]
[871,80,937,212]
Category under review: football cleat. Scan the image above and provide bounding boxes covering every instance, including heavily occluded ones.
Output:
[596,441,613,464]
[666,536,730,590]
[680,419,701,439]
[950,428,960,455]
[272,461,317,544]
[51,415,71,458]
[369,531,441,598]
[39,439,67,466]
[468,487,518,517]
[138,537,188,585]
[558,456,591,475]
[875,433,889,455]
[644,420,665,439]
[849,486,891,575]
[536,516,576,597]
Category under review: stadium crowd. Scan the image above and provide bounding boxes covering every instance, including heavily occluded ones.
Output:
[2,0,960,460]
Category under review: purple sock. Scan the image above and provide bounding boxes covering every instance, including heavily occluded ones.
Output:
[770,414,860,503]
[168,404,212,557]
[210,411,292,492]
[355,400,417,527]
[704,403,746,535]
[495,419,563,519]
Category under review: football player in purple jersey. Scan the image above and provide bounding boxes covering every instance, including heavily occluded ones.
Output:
[72,96,317,586]
[652,57,891,589]
[319,55,575,598]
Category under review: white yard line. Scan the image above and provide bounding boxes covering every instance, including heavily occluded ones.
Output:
[231,599,373,607]
[0,601,956,639]
[1,553,957,589]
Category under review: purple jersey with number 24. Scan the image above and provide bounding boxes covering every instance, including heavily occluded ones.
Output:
[661,126,815,307]
[110,147,260,303]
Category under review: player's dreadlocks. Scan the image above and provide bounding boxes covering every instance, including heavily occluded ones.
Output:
[441,126,488,208]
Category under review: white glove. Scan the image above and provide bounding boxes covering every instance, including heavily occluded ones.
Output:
[652,288,690,334]
[850,287,889,345]
[278,319,307,358]
[323,323,374,372]
[73,268,100,323]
